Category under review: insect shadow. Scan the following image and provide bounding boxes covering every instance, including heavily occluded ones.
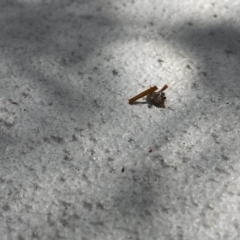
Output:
[130,94,166,108]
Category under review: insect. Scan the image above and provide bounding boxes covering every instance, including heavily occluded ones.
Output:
[128,84,168,108]
[147,87,167,108]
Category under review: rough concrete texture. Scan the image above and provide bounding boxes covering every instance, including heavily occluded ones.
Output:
[0,0,240,239]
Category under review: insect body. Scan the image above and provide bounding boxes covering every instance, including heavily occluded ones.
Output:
[148,91,166,108]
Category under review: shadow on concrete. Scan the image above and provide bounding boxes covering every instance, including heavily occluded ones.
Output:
[175,23,240,93]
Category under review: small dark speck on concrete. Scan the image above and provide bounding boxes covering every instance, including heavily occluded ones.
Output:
[2,205,10,211]
[213,14,217,18]
[96,202,104,210]
[225,49,235,55]
[121,167,125,172]
[83,201,93,211]
[82,15,93,20]
[186,64,191,69]
[93,66,98,72]
[149,148,153,153]
[107,157,114,162]
[158,59,164,64]
[62,58,67,65]
[64,155,71,161]
[222,154,229,161]
[18,235,25,240]
[72,134,77,141]
[112,69,118,76]
[202,72,207,77]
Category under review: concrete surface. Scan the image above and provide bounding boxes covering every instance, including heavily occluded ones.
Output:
[0,0,240,239]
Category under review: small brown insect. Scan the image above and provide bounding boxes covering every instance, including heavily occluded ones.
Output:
[128,84,168,108]
[148,87,167,108]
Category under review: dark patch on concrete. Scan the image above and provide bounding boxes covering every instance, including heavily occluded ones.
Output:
[92,66,98,72]
[59,177,66,182]
[90,221,104,226]
[211,133,220,144]
[215,167,229,175]
[83,201,93,211]
[107,157,114,162]
[149,21,154,26]
[18,236,25,240]
[87,123,93,128]
[4,120,14,129]
[51,135,64,144]
[96,202,104,210]
[72,134,78,141]
[64,155,72,161]
[225,49,236,55]
[201,71,207,77]
[112,69,118,76]
[89,136,97,143]
[60,218,68,227]
[81,15,93,20]
[221,154,229,161]
[2,204,10,211]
